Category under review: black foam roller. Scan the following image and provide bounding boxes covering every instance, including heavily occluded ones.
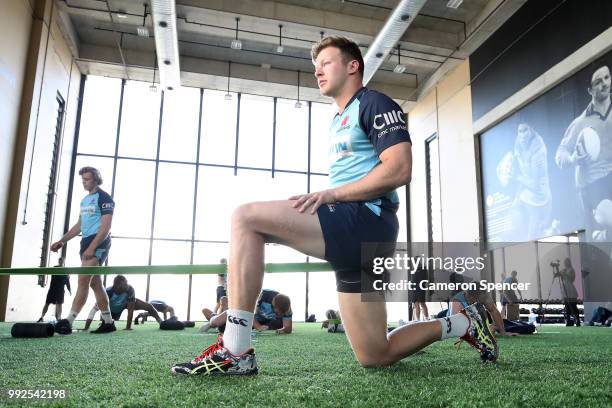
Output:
[11,322,55,338]
[160,320,185,330]
[182,321,195,328]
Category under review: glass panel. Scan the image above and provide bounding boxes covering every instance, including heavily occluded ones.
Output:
[111,159,156,238]
[106,237,150,266]
[310,102,334,174]
[159,86,200,163]
[195,167,272,241]
[200,90,237,166]
[118,80,161,159]
[309,174,329,194]
[154,163,195,239]
[269,171,307,200]
[149,240,192,319]
[275,98,308,172]
[307,272,338,322]
[191,242,229,321]
[78,76,121,156]
[237,94,273,168]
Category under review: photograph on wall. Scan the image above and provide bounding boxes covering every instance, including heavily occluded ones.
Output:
[480,50,612,244]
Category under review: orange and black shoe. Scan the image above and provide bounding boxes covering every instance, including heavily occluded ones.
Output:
[455,303,499,363]
[171,337,258,376]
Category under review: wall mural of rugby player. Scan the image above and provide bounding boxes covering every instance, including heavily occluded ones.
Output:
[481,51,612,245]
[555,64,612,241]
[480,52,612,305]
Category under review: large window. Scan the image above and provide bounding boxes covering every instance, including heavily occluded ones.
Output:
[69,76,410,321]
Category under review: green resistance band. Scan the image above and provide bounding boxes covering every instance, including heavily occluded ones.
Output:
[0,262,334,276]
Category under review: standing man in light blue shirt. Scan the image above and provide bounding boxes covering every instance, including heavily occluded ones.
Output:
[51,166,116,334]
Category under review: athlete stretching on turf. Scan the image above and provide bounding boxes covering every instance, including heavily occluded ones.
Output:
[84,275,163,330]
[51,167,116,334]
[171,36,498,376]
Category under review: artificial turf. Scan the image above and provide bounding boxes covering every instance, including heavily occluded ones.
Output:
[0,322,611,407]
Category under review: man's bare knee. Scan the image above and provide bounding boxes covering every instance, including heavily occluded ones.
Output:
[232,203,256,229]
[231,202,276,235]
[78,275,92,287]
[352,342,392,368]
[355,352,390,368]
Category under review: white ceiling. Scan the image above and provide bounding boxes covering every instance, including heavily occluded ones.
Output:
[56,0,525,109]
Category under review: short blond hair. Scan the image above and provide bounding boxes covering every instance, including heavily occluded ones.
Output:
[311,36,364,77]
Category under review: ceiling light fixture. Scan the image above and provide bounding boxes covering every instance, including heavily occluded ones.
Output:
[225,61,232,101]
[150,0,180,90]
[277,24,284,53]
[446,0,463,9]
[393,44,407,74]
[137,26,150,37]
[295,70,302,109]
[230,17,242,50]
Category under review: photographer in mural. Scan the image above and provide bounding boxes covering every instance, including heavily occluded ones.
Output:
[498,123,552,241]
[555,65,612,239]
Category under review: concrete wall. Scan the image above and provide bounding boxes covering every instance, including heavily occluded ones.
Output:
[408,60,480,243]
[0,0,35,319]
[1,0,82,321]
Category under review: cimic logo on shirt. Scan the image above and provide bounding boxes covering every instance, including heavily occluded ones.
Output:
[374,110,406,138]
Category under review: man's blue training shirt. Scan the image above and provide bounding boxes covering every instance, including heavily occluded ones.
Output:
[328,87,411,215]
[80,189,115,237]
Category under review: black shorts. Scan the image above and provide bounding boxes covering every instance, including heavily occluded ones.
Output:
[150,300,168,313]
[411,289,426,303]
[45,280,65,305]
[317,201,399,293]
[216,286,227,303]
[80,235,111,265]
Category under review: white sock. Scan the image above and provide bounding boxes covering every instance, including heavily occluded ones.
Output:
[438,313,470,340]
[100,311,113,324]
[87,308,98,321]
[223,309,254,355]
[67,311,78,324]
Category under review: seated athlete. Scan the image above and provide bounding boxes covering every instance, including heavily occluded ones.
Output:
[200,296,228,333]
[84,275,162,330]
[201,259,228,329]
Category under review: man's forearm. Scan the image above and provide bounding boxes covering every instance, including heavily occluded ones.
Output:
[126,305,134,329]
[61,223,81,243]
[333,161,410,203]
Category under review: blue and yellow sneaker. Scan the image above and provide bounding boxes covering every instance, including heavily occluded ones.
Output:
[171,337,258,376]
[456,303,499,362]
